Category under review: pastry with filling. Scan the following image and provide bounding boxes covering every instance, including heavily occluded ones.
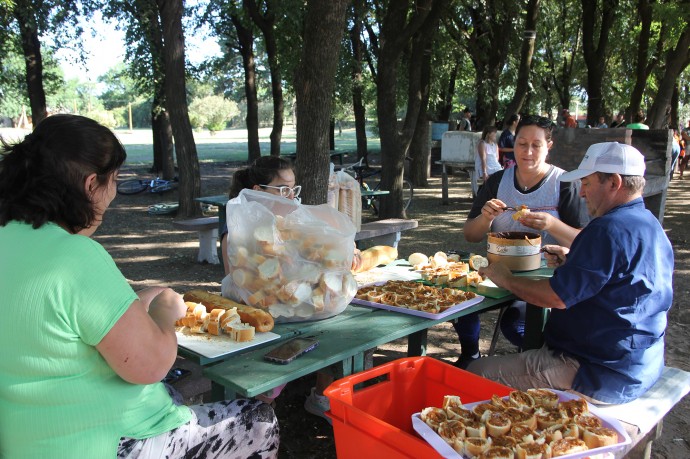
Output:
[582,426,618,449]
[485,411,512,437]
[437,420,466,445]
[527,388,560,409]
[550,437,588,456]
[421,407,447,430]
[463,437,492,458]
[516,441,551,459]
[479,446,514,459]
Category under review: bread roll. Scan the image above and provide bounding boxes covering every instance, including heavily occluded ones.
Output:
[442,395,464,411]
[354,245,398,273]
[207,308,226,336]
[512,205,530,221]
[407,252,429,268]
[469,254,489,270]
[183,289,274,332]
[226,323,255,342]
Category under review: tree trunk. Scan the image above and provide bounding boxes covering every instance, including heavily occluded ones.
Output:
[294,0,350,205]
[376,0,435,219]
[231,14,261,162]
[244,0,283,157]
[581,0,617,126]
[134,0,174,176]
[14,2,47,127]
[648,24,690,128]
[439,61,459,122]
[156,0,201,217]
[628,0,654,120]
[503,0,540,127]
[408,0,442,189]
[350,1,368,162]
[152,108,175,179]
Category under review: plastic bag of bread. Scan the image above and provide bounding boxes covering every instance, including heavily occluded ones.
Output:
[336,170,362,231]
[221,189,358,323]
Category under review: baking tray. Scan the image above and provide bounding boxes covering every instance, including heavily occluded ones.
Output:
[411,389,631,459]
[176,330,280,358]
[351,283,484,320]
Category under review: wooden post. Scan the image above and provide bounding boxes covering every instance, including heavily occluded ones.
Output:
[128,103,133,131]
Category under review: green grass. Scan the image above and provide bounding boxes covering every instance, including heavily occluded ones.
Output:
[114,126,380,165]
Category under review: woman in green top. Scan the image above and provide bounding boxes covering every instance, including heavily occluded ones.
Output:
[0,115,279,458]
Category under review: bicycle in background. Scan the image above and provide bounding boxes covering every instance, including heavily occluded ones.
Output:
[341,158,413,214]
[117,176,178,195]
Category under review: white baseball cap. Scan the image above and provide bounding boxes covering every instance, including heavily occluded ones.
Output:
[559,142,646,182]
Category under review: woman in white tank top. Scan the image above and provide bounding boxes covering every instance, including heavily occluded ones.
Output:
[452,115,589,369]
[476,126,502,181]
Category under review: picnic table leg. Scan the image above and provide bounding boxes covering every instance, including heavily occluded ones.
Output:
[442,163,449,205]
[210,381,236,401]
[407,330,428,357]
[522,303,548,350]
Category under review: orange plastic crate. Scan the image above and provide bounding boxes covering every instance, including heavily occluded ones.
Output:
[324,357,513,459]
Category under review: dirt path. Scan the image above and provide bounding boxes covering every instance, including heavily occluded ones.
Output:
[98,162,689,458]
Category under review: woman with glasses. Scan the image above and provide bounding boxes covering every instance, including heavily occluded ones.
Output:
[453,115,590,369]
[219,155,358,424]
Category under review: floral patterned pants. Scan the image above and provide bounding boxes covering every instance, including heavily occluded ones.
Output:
[117,389,279,459]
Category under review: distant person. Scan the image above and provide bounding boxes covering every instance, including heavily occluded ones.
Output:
[498,114,520,168]
[475,125,502,182]
[627,110,649,130]
[679,120,690,179]
[457,108,472,131]
[595,116,608,129]
[610,111,626,128]
[561,108,577,128]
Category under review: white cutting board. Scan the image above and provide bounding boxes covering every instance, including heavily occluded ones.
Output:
[177,330,280,358]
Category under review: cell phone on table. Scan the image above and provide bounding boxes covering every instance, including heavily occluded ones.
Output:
[264,337,319,364]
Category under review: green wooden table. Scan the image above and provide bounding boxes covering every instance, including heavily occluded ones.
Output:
[195,194,228,233]
[193,265,553,400]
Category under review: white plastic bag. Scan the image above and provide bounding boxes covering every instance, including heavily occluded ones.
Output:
[221,189,358,323]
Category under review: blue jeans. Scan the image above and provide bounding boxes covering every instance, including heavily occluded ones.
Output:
[452,301,525,355]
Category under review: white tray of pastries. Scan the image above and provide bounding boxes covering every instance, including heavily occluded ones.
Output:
[351,280,484,319]
[411,389,631,459]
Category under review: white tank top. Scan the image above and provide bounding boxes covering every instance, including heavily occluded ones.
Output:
[475,141,502,176]
[493,166,563,245]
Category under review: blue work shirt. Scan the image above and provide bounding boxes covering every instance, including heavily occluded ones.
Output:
[546,198,674,404]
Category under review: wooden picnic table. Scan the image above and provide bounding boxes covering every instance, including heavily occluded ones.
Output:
[177,264,554,400]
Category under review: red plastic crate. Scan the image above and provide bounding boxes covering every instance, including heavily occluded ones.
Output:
[324,356,513,459]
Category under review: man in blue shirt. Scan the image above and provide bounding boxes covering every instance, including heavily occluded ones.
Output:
[467,142,673,405]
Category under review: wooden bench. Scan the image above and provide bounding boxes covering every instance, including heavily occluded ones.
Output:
[597,366,690,459]
[172,217,220,264]
[355,218,418,249]
[437,160,478,202]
